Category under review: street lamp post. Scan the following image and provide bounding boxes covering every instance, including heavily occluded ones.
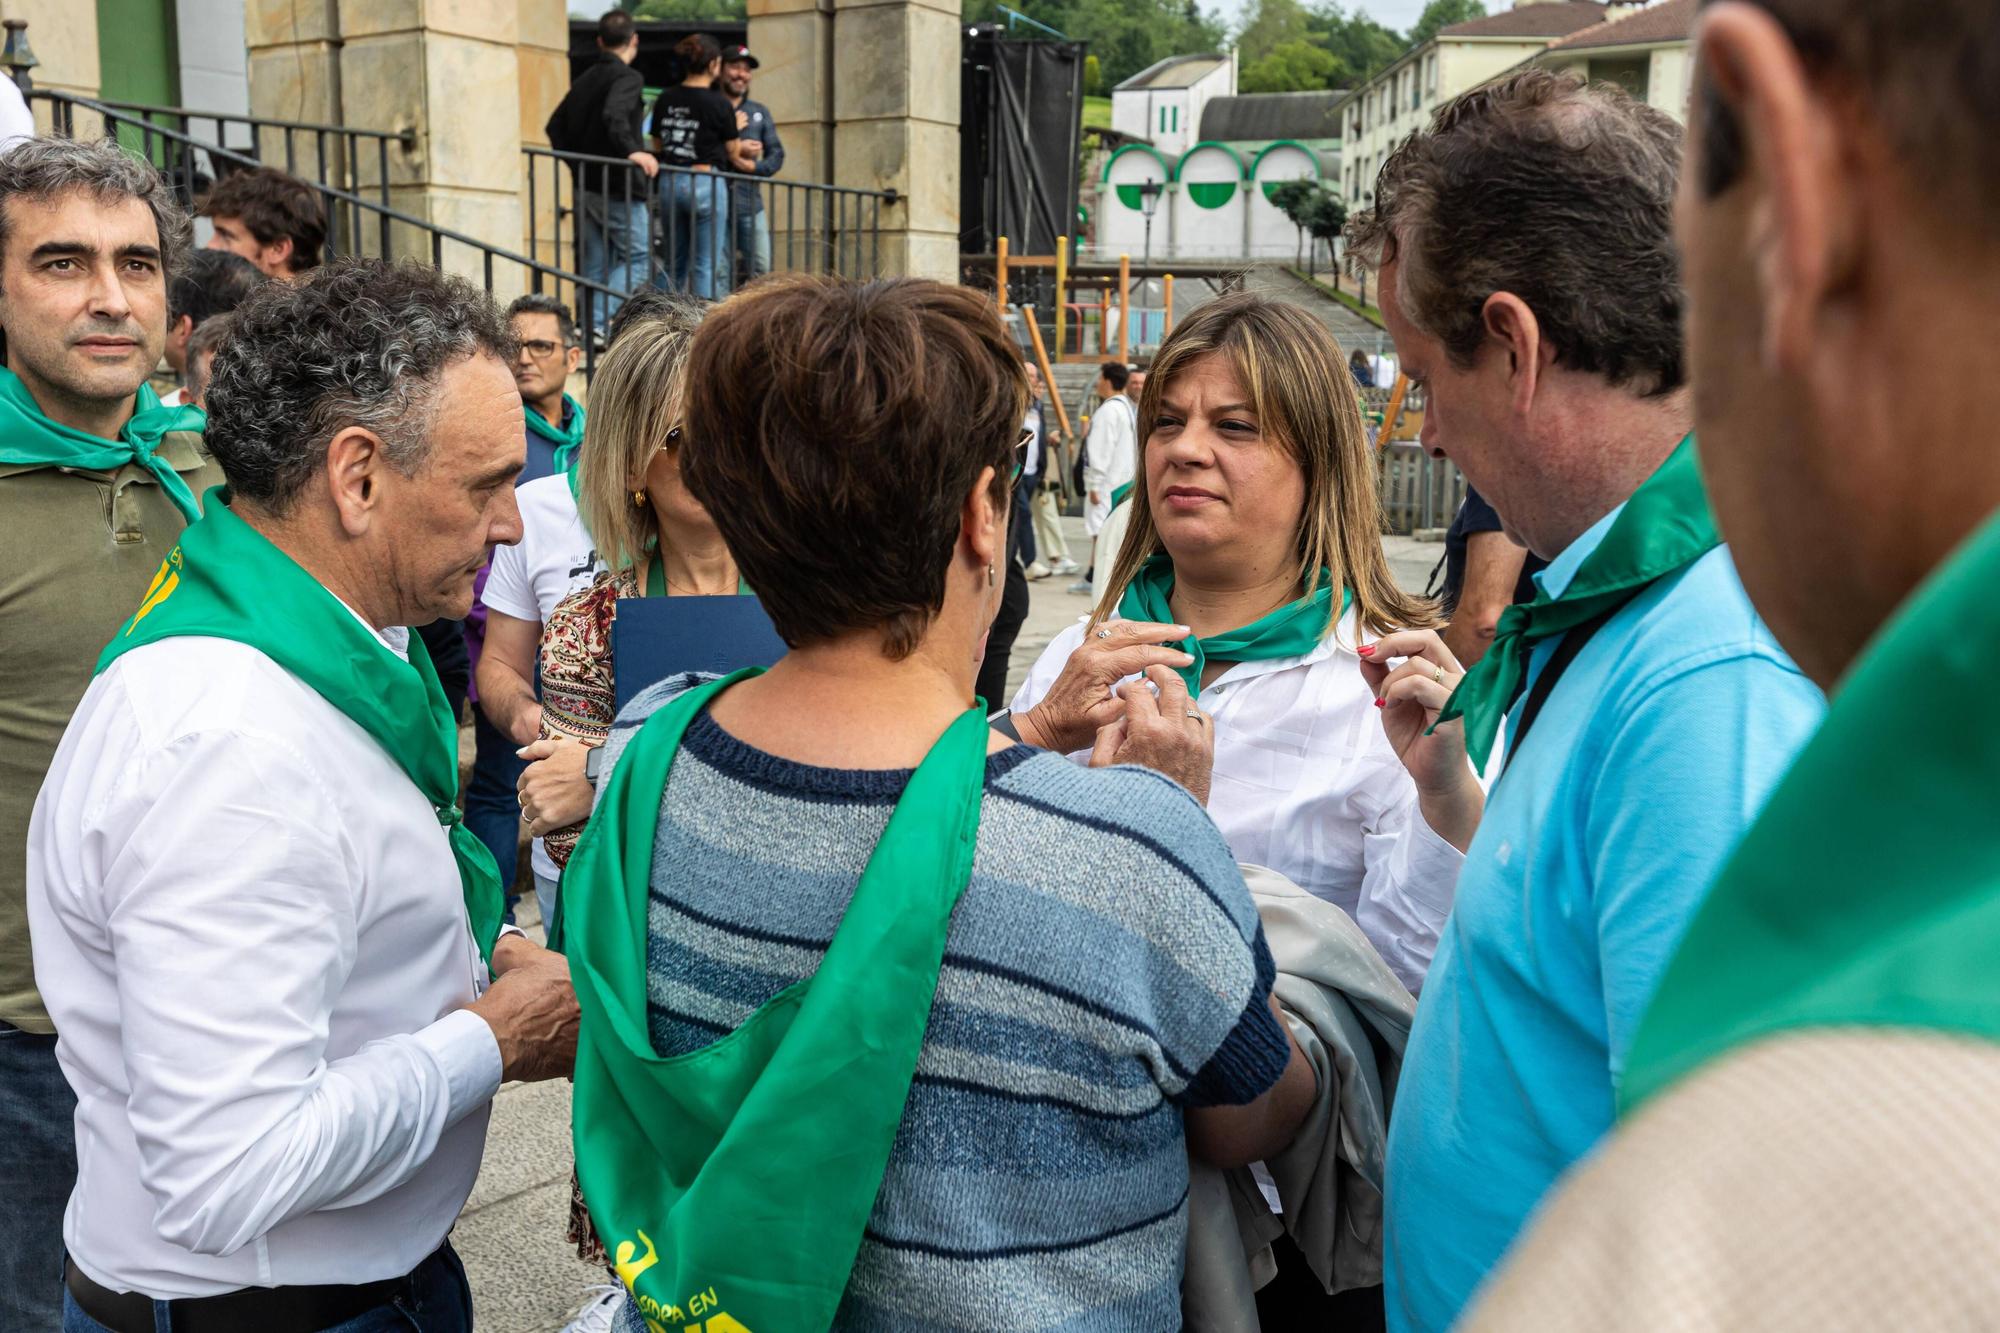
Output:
[1138,179,1163,267]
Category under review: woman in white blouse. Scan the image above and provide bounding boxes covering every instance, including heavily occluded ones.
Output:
[1009,293,1476,990]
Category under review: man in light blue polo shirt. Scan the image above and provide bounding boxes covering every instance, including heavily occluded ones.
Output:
[1344,70,1825,1331]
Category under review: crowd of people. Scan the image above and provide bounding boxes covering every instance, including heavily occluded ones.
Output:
[2,0,1998,1328]
[547,10,787,321]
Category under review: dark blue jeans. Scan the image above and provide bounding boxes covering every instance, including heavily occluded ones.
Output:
[465,708,526,903]
[62,1244,472,1333]
[0,1021,77,1330]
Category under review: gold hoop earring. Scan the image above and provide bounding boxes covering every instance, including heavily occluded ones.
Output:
[631,489,646,508]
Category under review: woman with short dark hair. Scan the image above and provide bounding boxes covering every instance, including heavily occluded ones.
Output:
[562,275,1313,1332]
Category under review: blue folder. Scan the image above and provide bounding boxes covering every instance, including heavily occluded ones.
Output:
[610,595,789,714]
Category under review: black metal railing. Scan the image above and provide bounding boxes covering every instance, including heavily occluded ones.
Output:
[33,91,632,370]
[523,145,897,301]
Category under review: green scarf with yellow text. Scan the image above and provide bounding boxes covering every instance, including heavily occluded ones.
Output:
[94,488,505,965]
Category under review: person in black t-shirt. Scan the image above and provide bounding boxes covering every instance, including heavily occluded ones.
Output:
[1435,485,1548,667]
[649,34,751,300]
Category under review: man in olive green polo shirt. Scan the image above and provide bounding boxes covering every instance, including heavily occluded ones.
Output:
[0,137,220,1327]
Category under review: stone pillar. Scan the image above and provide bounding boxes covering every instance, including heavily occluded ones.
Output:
[3,0,101,130]
[750,0,957,281]
[516,0,569,276]
[248,1,532,295]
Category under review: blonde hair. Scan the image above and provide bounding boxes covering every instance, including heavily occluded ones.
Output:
[1091,292,1438,638]
[574,298,705,575]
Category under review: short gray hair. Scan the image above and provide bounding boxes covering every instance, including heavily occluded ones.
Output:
[183,309,237,407]
[205,258,517,514]
[0,136,193,282]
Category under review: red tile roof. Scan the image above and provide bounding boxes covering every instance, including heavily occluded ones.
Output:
[1549,0,1698,50]
[1440,2,1612,40]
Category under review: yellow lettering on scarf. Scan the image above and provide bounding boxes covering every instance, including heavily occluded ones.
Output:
[614,1230,662,1290]
[125,548,183,636]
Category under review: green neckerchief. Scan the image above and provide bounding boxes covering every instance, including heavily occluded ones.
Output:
[566,670,987,1332]
[644,546,749,598]
[94,488,505,965]
[1118,554,1347,698]
[532,393,586,476]
[1435,434,1718,770]
[1110,480,1135,508]
[1623,507,2000,1113]
[0,366,205,521]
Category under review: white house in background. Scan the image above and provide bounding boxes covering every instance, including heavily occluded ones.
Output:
[1528,0,1697,121]
[1110,52,1238,160]
[1336,1,1628,208]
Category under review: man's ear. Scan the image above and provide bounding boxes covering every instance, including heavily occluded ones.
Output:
[267,236,295,274]
[324,425,387,537]
[1697,4,1852,377]
[564,345,583,377]
[1481,291,1545,420]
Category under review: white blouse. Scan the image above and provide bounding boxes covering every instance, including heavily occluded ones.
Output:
[1013,606,1465,992]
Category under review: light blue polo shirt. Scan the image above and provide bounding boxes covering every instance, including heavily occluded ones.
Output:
[1384,503,1825,1332]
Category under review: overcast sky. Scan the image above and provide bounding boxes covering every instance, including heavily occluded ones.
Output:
[1210,0,1435,35]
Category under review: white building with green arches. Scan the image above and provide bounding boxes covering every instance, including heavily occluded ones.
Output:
[1094,88,1341,262]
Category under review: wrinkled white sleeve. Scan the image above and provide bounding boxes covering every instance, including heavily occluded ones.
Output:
[1351,760,1466,994]
[1082,410,1112,494]
[95,728,502,1259]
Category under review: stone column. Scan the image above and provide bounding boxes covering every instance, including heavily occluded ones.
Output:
[3,0,101,131]
[516,0,569,276]
[749,0,957,282]
[248,0,534,294]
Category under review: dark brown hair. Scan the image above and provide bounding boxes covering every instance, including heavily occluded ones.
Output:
[682,275,1026,659]
[673,33,722,82]
[597,8,636,50]
[1345,68,1685,395]
[199,166,326,273]
[1696,0,2000,228]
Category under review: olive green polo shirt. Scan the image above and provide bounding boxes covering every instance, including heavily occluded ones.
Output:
[0,434,220,1033]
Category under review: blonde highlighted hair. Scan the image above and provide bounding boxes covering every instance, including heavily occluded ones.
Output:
[574,295,706,576]
[1091,292,1438,638]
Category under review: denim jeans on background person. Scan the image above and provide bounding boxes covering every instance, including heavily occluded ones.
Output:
[731,199,770,285]
[1,1021,76,1330]
[61,1244,473,1333]
[465,710,527,916]
[577,191,651,329]
[658,171,731,300]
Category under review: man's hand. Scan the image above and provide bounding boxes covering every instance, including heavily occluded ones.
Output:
[1088,666,1214,805]
[740,139,764,162]
[628,150,659,179]
[735,109,749,131]
[1358,630,1484,850]
[470,941,579,1084]
[1015,620,1194,753]
[1089,490,1104,506]
[516,737,596,837]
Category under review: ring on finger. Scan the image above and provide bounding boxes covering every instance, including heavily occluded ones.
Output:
[1096,627,1114,640]
[1433,664,1445,686]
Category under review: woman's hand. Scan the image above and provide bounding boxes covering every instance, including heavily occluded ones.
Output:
[516,737,598,839]
[1088,665,1215,805]
[1015,620,1195,753]
[1358,630,1483,851]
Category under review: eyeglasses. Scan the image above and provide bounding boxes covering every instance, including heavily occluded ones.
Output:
[1012,427,1033,484]
[519,339,570,359]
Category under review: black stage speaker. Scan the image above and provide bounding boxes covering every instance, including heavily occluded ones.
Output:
[961,25,1085,258]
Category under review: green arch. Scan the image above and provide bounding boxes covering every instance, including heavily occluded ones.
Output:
[1253,140,1324,201]
[1173,140,1249,210]
[1101,143,1174,210]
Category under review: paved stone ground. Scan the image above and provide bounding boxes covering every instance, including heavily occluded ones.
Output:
[456,518,1442,1332]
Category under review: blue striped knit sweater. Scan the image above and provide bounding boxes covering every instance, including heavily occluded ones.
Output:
[600,674,1286,1332]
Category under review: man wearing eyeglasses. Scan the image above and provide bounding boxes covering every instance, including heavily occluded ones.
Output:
[460,296,596,925]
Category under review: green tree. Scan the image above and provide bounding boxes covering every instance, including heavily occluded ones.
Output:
[1082,52,1103,95]
[1306,3,1406,89]
[633,0,747,18]
[1406,0,1485,47]
[1240,38,1338,93]
[1267,177,1321,265]
[1236,0,1311,63]
[961,0,1226,86]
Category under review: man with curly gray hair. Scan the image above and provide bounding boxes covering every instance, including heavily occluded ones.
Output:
[0,135,217,1330]
[27,258,579,1332]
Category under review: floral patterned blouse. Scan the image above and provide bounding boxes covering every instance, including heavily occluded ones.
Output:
[535,564,642,867]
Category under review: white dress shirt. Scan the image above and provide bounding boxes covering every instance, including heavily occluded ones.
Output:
[1082,395,1137,536]
[27,621,505,1298]
[1012,605,1465,991]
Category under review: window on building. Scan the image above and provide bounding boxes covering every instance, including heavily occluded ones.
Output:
[1427,53,1439,94]
[1172,106,1179,132]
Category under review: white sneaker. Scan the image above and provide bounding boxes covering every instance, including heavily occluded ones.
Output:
[561,1284,628,1333]
[1048,557,1081,575]
[1024,561,1052,581]
[1066,579,1093,596]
